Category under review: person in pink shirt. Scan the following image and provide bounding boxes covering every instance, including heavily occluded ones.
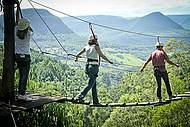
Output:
[140,42,179,102]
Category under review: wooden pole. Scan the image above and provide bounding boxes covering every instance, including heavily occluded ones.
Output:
[1,0,15,100]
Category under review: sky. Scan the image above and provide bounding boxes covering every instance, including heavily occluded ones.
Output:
[21,0,190,17]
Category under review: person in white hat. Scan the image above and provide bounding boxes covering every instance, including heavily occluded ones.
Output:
[74,34,113,105]
[15,4,33,101]
[140,41,179,102]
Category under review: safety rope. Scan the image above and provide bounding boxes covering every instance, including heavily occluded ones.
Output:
[31,37,44,53]
[27,0,141,67]
[89,23,101,65]
[31,40,137,72]
[8,101,17,127]
[29,0,190,39]
[28,0,69,56]
[32,39,135,68]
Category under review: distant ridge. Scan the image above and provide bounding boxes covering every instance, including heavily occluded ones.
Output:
[168,15,190,30]
[1,10,190,42]
[129,12,185,32]
[62,15,130,36]
[62,12,190,38]
[22,8,73,34]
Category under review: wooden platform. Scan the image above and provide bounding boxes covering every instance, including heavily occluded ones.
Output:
[0,94,90,117]
[0,94,61,117]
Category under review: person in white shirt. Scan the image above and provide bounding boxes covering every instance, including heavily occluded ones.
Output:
[75,35,113,104]
[15,4,33,101]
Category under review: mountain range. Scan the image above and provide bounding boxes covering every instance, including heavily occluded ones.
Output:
[129,12,185,32]
[168,15,190,30]
[62,12,190,37]
[0,9,190,44]
[0,9,73,37]
[22,9,73,34]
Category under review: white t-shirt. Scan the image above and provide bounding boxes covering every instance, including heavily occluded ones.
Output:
[84,44,99,60]
[15,26,33,55]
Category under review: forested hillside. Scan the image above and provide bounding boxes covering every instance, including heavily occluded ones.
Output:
[0,38,189,126]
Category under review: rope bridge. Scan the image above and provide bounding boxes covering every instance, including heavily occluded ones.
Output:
[0,92,190,116]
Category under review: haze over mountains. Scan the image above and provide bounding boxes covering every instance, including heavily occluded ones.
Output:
[22,9,73,34]
[62,12,190,37]
[168,15,190,30]
[0,8,190,44]
[0,9,73,36]
[129,12,185,32]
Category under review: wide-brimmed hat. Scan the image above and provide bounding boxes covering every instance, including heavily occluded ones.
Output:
[18,18,30,30]
[155,42,164,47]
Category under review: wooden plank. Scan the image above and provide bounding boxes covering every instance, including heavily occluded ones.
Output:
[90,102,139,107]
[165,97,182,102]
[91,101,173,107]
[137,102,154,106]
[90,101,169,107]
[153,101,171,107]
[72,100,90,105]
[185,92,190,94]
[108,102,127,107]
[175,94,190,97]
[90,103,108,107]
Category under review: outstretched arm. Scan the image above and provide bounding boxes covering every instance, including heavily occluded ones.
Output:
[95,45,113,64]
[75,48,85,62]
[140,55,152,72]
[163,51,179,67]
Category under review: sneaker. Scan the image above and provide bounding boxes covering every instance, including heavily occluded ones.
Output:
[169,95,176,100]
[158,98,162,103]
[17,95,32,102]
[74,94,84,99]
[73,98,85,103]
[73,95,84,103]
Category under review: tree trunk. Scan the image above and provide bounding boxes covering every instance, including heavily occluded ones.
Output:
[1,0,15,100]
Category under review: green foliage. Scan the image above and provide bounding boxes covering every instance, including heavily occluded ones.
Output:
[152,98,190,127]
[103,107,153,127]
[1,38,190,126]
[166,39,190,91]
[28,80,62,96]
[16,103,85,127]
[30,52,68,82]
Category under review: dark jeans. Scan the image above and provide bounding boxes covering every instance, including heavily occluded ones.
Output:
[15,54,31,95]
[80,64,99,103]
[154,68,172,99]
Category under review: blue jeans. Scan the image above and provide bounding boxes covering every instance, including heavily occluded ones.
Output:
[15,54,31,95]
[154,68,172,99]
[79,64,99,103]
